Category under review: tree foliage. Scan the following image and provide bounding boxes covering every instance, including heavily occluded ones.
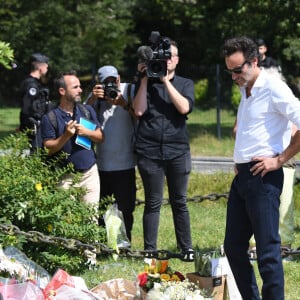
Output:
[0,41,14,69]
[0,0,137,73]
[1,0,300,104]
[0,0,138,104]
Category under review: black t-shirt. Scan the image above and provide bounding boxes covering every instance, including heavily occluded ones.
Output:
[260,56,278,69]
[135,75,194,160]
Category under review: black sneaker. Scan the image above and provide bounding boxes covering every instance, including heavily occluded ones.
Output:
[181,248,194,262]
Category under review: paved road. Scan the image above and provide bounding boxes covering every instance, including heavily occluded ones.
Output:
[192,156,300,178]
[192,156,234,174]
[2,150,299,177]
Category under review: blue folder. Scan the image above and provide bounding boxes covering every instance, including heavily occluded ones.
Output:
[75,117,97,150]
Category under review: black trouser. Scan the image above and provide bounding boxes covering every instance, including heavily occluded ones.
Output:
[100,168,136,241]
[137,152,192,252]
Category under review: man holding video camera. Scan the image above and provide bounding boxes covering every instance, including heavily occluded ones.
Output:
[85,65,137,242]
[133,34,194,257]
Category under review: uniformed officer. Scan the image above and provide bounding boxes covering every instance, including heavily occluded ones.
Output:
[19,53,51,152]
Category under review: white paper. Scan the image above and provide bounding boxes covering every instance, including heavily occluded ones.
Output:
[211,257,242,300]
[211,257,231,276]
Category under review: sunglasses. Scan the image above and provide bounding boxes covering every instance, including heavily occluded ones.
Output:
[225,61,249,75]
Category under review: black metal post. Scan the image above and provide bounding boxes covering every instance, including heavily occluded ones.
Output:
[216,64,221,139]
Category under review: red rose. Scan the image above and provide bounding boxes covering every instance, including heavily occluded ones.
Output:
[138,272,148,287]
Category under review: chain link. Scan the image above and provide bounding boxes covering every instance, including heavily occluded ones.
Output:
[1,192,299,260]
[135,192,229,206]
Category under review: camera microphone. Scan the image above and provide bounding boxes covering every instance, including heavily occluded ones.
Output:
[137,45,153,62]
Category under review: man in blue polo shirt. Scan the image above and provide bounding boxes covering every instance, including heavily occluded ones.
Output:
[41,70,103,208]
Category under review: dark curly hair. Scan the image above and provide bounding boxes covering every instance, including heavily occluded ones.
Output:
[221,36,259,63]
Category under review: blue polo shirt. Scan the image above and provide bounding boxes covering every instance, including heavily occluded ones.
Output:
[41,104,100,171]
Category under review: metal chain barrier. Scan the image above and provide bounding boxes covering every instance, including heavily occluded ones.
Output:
[0,223,195,262]
[0,192,299,261]
[135,192,230,206]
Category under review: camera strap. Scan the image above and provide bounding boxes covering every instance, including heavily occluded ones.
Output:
[126,83,133,107]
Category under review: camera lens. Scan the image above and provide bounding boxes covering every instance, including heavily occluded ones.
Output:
[108,89,118,99]
[104,83,119,99]
[146,59,167,77]
[151,62,163,74]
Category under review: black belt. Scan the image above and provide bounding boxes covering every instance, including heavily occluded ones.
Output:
[235,161,258,171]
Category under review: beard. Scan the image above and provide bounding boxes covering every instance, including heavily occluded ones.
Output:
[74,96,82,103]
[235,68,253,88]
[67,95,81,103]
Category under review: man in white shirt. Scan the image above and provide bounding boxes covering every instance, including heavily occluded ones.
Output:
[222,36,300,300]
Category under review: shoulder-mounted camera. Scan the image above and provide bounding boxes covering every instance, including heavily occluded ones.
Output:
[137,31,171,78]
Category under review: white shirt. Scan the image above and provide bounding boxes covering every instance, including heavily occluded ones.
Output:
[234,69,300,163]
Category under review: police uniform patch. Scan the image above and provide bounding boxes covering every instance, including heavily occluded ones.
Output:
[29,87,37,96]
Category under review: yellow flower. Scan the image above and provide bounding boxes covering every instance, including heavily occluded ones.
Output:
[35,182,42,191]
[160,273,171,281]
[47,224,53,232]
[171,274,180,281]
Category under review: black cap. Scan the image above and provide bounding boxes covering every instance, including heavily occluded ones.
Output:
[30,53,49,64]
[256,38,266,47]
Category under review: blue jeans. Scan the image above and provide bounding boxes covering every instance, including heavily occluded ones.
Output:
[137,152,192,251]
[224,163,284,300]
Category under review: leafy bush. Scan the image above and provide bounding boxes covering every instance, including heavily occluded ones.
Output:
[0,133,107,273]
[194,78,208,107]
[0,41,14,69]
[230,84,241,112]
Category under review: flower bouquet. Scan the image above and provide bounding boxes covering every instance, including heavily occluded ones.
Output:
[146,279,207,300]
[137,258,207,299]
[137,258,184,293]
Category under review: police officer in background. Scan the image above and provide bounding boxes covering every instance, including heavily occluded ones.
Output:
[256,38,280,69]
[19,53,51,152]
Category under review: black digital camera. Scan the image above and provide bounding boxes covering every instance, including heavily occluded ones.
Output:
[147,31,171,78]
[103,82,119,99]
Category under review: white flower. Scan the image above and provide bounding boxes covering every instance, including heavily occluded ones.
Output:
[146,279,206,300]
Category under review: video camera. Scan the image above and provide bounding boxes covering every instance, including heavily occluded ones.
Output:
[137,31,172,78]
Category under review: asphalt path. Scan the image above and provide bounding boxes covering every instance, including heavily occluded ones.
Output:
[192,156,235,174]
[192,156,300,178]
[1,151,299,177]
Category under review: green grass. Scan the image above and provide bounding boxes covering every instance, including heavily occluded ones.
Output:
[188,108,236,157]
[0,107,19,139]
[1,107,300,299]
[78,173,300,299]
[0,107,235,156]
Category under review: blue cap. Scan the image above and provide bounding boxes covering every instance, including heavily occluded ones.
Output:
[98,65,118,82]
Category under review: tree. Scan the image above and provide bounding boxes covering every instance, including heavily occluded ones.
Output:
[0,0,138,105]
[1,0,300,105]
